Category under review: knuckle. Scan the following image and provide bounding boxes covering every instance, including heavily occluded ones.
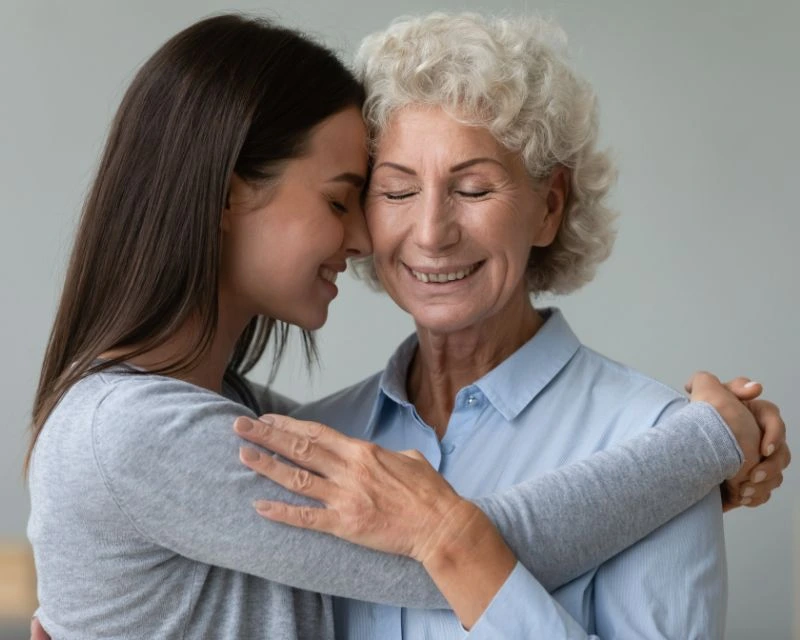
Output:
[357,441,380,461]
[352,461,372,485]
[291,468,314,492]
[290,437,314,462]
[298,506,317,526]
[306,421,326,441]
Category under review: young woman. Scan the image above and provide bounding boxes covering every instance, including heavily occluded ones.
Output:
[27,13,787,639]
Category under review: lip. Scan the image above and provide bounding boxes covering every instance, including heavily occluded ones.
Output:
[403,260,485,285]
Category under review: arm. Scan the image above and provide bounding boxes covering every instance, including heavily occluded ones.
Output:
[93,378,449,608]
[472,401,736,592]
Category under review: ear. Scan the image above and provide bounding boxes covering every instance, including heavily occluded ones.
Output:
[531,165,569,248]
[221,174,242,233]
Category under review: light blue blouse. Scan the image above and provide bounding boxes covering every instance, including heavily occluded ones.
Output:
[293,309,726,639]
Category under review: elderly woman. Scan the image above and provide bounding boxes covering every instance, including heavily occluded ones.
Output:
[234,13,788,639]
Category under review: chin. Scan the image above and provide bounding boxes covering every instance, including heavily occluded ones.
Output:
[411,308,480,335]
[296,307,329,331]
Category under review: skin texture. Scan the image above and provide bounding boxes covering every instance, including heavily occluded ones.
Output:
[103,106,372,393]
[365,106,567,435]
[220,106,372,331]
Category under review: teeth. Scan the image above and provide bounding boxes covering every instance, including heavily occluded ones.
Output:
[320,268,338,284]
[411,263,479,283]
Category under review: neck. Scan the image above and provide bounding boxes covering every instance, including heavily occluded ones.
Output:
[103,290,252,394]
[407,294,543,439]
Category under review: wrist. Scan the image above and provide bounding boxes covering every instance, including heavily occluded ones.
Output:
[419,499,512,574]
[418,499,517,629]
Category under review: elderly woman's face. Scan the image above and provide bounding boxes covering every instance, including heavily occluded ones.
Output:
[365,106,561,334]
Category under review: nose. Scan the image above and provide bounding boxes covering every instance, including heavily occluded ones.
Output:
[412,191,460,254]
[343,206,372,257]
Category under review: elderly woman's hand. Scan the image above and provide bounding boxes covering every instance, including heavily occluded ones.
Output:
[686,372,790,511]
[235,414,484,563]
[235,414,518,628]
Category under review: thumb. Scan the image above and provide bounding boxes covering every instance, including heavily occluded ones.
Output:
[725,377,762,401]
[398,449,426,462]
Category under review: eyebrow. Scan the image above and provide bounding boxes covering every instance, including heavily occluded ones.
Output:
[327,172,366,188]
[373,157,504,175]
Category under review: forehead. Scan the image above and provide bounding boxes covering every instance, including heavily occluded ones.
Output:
[303,106,369,175]
[376,105,505,163]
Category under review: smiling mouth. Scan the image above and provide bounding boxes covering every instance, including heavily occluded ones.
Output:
[408,261,484,283]
[320,267,339,284]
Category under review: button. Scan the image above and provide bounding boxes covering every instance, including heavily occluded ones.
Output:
[466,395,477,405]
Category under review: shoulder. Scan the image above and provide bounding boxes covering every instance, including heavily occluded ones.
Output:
[560,345,688,433]
[291,371,383,438]
[88,370,257,462]
[575,345,683,403]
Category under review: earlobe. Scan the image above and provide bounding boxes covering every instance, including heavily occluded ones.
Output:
[221,203,232,232]
[532,166,569,247]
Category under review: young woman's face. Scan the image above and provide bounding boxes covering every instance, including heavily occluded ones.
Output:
[220,106,371,330]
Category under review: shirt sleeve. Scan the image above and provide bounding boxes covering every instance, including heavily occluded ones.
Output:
[473,401,741,592]
[592,488,726,638]
[465,563,597,639]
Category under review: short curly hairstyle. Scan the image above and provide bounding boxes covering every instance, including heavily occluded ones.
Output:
[352,12,617,295]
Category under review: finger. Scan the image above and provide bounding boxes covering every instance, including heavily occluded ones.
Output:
[254,500,339,534]
[235,416,344,475]
[749,443,791,483]
[747,400,787,458]
[260,414,357,457]
[30,618,50,640]
[724,377,762,401]
[686,371,723,399]
[240,447,337,502]
[738,473,783,501]
[398,449,426,461]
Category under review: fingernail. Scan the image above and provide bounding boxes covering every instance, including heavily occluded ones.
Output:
[741,486,755,497]
[752,470,767,483]
[240,447,260,463]
[740,497,752,505]
[234,418,253,433]
[254,500,271,512]
[744,381,761,388]
[765,444,775,457]
[260,415,275,426]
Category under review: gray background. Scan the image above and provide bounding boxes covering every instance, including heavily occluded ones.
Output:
[1,0,797,637]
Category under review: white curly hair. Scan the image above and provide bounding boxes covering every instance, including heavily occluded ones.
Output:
[352,12,617,295]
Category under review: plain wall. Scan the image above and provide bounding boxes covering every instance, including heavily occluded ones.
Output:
[1,1,797,637]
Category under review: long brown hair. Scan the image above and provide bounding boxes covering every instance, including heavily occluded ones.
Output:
[27,14,364,469]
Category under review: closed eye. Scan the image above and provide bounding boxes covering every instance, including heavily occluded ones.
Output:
[456,190,490,198]
[384,192,416,201]
[330,200,348,214]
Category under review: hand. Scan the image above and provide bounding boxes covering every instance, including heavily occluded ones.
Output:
[234,414,478,564]
[686,373,790,511]
[31,617,50,640]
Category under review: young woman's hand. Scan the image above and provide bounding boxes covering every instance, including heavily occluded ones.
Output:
[686,372,790,511]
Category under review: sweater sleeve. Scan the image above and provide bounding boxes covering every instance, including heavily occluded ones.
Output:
[473,401,741,592]
[95,376,739,608]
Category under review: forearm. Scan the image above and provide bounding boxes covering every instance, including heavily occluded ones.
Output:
[419,501,517,628]
[473,402,740,592]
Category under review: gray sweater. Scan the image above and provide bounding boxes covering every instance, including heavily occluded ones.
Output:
[28,368,740,639]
